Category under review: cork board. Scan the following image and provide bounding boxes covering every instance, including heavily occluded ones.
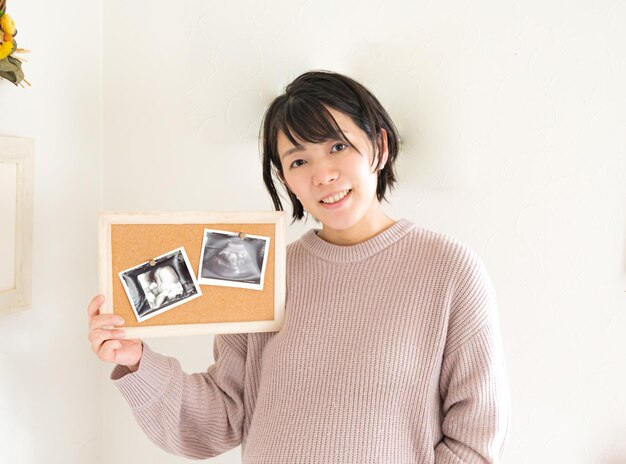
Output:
[99,211,286,338]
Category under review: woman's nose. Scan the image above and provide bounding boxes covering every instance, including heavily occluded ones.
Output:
[312,160,338,185]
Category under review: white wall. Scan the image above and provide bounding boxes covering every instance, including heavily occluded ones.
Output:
[1,0,624,463]
[101,1,626,463]
[0,0,102,463]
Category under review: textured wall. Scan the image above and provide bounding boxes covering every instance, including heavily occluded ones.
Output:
[102,1,626,463]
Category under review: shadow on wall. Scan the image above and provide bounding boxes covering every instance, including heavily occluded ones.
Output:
[623,220,626,275]
[349,47,479,192]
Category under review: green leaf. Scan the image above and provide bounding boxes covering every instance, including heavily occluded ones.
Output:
[0,55,24,85]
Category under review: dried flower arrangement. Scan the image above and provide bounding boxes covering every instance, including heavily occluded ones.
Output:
[0,0,30,87]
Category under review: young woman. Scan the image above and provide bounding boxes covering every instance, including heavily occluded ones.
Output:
[88,70,510,463]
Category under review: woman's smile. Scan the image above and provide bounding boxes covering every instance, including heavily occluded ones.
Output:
[319,189,352,208]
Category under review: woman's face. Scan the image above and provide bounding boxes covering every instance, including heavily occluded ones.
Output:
[277,107,388,233]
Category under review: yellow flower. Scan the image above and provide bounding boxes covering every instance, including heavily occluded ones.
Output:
[0,14,16,37]
[0,39,13,60]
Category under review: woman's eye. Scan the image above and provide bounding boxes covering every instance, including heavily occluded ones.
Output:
[290,159,305,169]
[332,143,348,152]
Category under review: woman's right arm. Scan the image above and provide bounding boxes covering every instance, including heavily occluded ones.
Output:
[87,295,247,459]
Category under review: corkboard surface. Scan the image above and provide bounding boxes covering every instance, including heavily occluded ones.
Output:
[111,223,275,327]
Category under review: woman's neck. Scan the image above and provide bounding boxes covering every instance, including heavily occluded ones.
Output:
[316,209,397,246]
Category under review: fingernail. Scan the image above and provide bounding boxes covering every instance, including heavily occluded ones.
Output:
[116,317,125,325]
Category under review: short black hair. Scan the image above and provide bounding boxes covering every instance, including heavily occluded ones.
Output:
[260,70,401,224]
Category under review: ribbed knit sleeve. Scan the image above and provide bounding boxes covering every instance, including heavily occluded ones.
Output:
[435,246,511,463]
[110,333,248,459]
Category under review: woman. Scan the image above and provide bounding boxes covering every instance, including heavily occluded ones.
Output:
[87,70,510,463]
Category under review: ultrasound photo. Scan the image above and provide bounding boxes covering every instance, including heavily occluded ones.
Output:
[198,229,270,291]
[119,247,202,322]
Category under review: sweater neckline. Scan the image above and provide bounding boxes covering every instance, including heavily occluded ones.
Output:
[299,218,415,263]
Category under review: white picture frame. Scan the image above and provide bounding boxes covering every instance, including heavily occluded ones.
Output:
[0,136,34,314]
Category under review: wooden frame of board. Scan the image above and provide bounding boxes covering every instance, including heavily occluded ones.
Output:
[99,211,286,338]
[0,136,34,315]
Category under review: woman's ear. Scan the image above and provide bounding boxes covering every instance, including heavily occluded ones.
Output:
[376,127,389,171]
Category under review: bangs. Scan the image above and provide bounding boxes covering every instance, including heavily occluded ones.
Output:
[276,98,353,149]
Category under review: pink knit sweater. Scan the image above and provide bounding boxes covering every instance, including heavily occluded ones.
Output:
[112,218,511,463]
